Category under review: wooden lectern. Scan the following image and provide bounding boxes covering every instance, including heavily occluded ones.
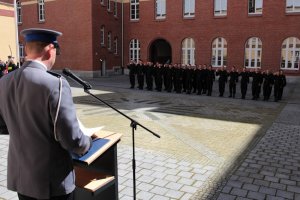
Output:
[73,130,122,200]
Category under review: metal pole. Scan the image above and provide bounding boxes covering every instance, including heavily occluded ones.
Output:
[13,0,20,65]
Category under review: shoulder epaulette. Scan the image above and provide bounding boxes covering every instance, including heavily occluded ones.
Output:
[47,71,61,78]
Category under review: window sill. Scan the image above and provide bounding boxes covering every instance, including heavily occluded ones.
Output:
[285,11,300,16]
[155,18,166,22]
[213,15,227,19]
[130,19,140,23]
[248,13,263,17]
[183,16,195,20]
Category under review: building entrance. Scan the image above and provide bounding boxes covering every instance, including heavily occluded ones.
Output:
[149,39,172,64]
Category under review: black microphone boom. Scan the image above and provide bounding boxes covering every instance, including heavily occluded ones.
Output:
[62,68,92,90]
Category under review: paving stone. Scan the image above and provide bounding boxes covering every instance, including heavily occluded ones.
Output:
[165,182,183,191]
[247,191,266,200]
[230,188,248,197]
[217,193,236,200]
[258,186,276,195]
[137,191,154,200]
[287,185,300,193]
[164,189,184,199]
[276,189,294,199]
[242,183,259,192]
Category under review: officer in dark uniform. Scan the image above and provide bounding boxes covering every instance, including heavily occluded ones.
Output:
[262,69,274,101]
[274,70,286,101]
[145,62,154,91]
[136,60,145,90]
[0,28,92,200]
[164,64,174,92]
[201,65,208,94]
[239,67,250,99]
[174,64,182,93]
[228,66,239,98]
[154,63,163,91]
[251,69,263,100]
[216,66,228,97]
[195,65,202,95]
[206,65,215,96]
[185,64,194,94]
[127,60,136,89]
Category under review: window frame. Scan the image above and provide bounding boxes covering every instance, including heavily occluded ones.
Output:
[156,0,166,19]
[182,38,196,65]
[19,43,24,59]
[244,37,262,68]
[280,37,300,70]
[214,0,227,17]
[100,26,105,47]
[107,0,111,11]
[286,0,300,13]
[17,1,22,24]
[38,0,45,22]
[113,0,118,17]
[211,37,227,67]
[183,0,195,18]
[248,0,263,15]
[114,37,118,55]
[107,32,112,51]
[130,0,139,21]
[129,39,140,62]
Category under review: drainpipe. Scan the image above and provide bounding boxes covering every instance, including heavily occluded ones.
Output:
[14,0,20,65]
[121,0,124,74]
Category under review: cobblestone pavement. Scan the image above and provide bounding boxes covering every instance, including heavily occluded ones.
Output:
[0,75,298,200]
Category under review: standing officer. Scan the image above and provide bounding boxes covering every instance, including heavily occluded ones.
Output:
[239,67,250,99]
[127,60,136,89]
[0,28,92,200]
[216,66,228,97]
[262,69,274,101]
[251,68,263,100]
[206,65,215,96]
[228,66,239,98]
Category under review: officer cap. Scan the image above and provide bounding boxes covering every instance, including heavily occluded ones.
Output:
[20,28,62,44]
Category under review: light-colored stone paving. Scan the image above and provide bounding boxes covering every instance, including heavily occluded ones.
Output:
[0,76,298,200]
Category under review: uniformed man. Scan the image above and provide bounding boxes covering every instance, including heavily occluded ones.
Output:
[228,66,239,98]
[216,66,228,97]
[136,60,145,90]
[251,68,263,100]
[239,67,250,99]
[206,65,215,96]
[0,28,92,200]
[127,60,136,89]
[274,70,286,102]
[262,69,274,101]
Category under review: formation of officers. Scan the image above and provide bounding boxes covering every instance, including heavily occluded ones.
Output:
[127,60,287,102]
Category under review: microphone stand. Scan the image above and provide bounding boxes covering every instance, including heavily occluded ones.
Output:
[79,83,160,200]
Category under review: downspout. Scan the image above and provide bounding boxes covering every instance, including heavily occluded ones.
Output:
[121,0,124,74]
[14,0,20,65]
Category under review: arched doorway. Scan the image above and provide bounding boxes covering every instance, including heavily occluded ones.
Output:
[149,39,172,64]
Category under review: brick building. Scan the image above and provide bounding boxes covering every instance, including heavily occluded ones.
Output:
[0,0,18,63]
[17,0,300,76]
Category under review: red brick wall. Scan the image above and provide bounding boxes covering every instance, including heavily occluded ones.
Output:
[123,0,300,75]
[19,0,94,71]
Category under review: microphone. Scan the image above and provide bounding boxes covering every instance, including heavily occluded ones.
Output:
[62,68,92,90]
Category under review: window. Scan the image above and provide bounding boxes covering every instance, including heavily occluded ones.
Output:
[114,37,118,54]
[107,0,111,11]
[100,26,105,46]
[183,0,195,18]
[281,37,300,70]
[17,1,22,24]
[244,37,262,68]
[38,0,45,22]
[182,38,195,65]
[286,0,300,13]
[129,39,140,62]
[156,0,166,19]
[108,32,112,50]
[130,0,139,20]
[249,0,263,14]
[19,43,24,59]
[214,0,227,16]
[211,37,227,67]
[113,0,118,17]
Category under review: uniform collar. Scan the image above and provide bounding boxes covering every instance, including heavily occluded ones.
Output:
[25,59,48,70]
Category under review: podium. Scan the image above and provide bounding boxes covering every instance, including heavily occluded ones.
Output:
[73,130,122,200]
